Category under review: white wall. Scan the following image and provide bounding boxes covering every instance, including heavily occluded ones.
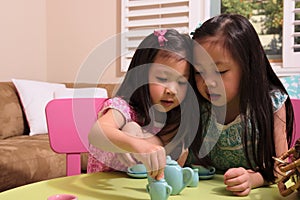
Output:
[0,0,47,81]
[0,0,123,83]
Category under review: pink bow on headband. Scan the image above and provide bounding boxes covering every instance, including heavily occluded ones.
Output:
[154,30,168,47]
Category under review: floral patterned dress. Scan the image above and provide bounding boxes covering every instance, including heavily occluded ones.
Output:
[199,89,288,171]
[87,97,161,173]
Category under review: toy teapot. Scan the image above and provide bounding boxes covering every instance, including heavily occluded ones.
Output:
[164,155,193,195]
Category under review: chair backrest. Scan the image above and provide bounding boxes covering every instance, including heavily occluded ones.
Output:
[291,99,300,146]
[45,98,106,176]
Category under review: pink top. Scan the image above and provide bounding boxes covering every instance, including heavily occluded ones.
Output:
[87,97,138,173]
[87,97,165,173]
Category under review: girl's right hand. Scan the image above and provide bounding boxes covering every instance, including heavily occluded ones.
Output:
[122,121,166,180]
[132,144,166,180]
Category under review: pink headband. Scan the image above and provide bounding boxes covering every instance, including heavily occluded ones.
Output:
[154,30,168,47]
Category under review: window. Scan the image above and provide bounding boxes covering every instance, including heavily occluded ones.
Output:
[219,0,300,76]
[282,0,300,75]
[120,0,202,72]
[121,0,300,75]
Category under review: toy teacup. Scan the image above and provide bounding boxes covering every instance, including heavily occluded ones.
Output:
[127,164,147,174]
[191,164,216,179]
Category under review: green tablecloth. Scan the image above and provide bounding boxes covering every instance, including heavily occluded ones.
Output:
[0,172,299,200]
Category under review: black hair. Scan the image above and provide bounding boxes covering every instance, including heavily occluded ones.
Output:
[115,29,198,159]
[191,14,294,183]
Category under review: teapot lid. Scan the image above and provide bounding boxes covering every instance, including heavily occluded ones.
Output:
[166,155,178,165]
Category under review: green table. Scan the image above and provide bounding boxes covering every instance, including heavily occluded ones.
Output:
[0,172,298,199]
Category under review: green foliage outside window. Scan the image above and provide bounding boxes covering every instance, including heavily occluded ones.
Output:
[221,0,283,36]
[221,0,283,57]
[221,0,253,19]
[259,0,283,35]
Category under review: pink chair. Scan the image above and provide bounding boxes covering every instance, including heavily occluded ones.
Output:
[45,98,106,176]
[291,99,300,146]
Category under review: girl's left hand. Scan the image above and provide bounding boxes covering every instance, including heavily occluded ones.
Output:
[223,167,251,196]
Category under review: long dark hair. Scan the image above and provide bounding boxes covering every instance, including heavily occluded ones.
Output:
[115,29,199,159]
[191,14,294,183]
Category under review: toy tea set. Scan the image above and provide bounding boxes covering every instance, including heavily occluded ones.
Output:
[127,155,216,200]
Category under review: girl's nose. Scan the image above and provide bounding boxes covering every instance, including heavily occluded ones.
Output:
[165,83,177,95]
[205,79,217,88]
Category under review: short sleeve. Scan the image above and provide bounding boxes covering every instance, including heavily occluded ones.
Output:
[270,89,288,112]
[98,97,135,123]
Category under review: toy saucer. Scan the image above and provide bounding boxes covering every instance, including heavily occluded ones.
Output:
[199,174,215,180]
[126,172,147,178]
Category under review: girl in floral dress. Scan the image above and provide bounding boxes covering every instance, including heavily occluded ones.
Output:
[88,29,199,180]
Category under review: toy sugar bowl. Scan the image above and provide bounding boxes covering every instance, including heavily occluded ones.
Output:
[146,177,172,200]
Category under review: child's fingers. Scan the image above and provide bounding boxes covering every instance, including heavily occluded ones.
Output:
[224,174,247,186]
[224,167,248,183]
[224,167,244,177]
[156,168,165,180]
[132,145,166,180]
[150,147,166,180]
[224,167,251,196]
[232,188,251,196]
[148,152,159,178]
[226,179,251,196]
[226,181,249,192]
[155,148,166,180]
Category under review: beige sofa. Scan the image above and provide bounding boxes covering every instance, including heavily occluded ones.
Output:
[0,82,117,192]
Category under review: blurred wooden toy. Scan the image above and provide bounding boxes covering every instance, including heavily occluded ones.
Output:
[274,138,300,197]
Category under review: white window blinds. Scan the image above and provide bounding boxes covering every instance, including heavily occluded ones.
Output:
[121,0,201,72]
[283,0,300,69]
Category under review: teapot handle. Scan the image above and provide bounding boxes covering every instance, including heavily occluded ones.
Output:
[166,184,172,196]
[146,184,150,193]
[182,167,194,187]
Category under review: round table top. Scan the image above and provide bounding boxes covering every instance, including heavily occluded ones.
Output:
[0,172,299,200]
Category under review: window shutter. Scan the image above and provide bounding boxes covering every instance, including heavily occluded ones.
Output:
[121,0,201,72]
[283,0,300,70]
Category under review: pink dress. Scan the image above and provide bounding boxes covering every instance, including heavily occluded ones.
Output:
[87,97,137,173]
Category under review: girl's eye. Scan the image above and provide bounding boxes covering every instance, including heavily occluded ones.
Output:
[217,70,228,74]
[156,77,167,82]
[195,71,203,76]
[178,80,188,85]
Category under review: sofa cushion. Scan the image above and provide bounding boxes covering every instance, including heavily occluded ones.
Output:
[0,82,25,139]
[12,79,66,136]
[54,87,108,99]
[64,83,118,98]
[0,134,66,192]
